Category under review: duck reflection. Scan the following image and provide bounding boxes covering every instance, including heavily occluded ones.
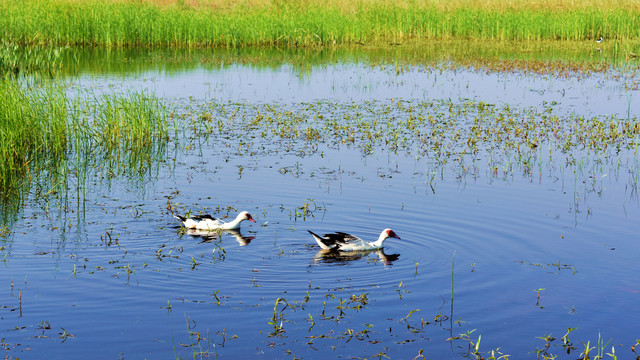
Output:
[314,248,400,265]
[186,229,255,246]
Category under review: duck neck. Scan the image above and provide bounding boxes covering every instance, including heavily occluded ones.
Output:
[371,233,388,248]
[226,216,244,229]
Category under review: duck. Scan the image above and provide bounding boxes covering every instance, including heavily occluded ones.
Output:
[174,211,256,230]
[307,228,400,251]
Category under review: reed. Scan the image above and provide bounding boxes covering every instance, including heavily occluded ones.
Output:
[1,0,639,47]
[0,80,68,195]
[0,80,169,209]
[67,90,170,183]
[92,92,168,154]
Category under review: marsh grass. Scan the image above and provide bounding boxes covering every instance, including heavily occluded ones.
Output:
[2,0,640,47]
[0,80,169,215]
[0,80,68,207]
[89,92,169,176]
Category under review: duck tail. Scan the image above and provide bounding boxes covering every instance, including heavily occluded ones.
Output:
[308,230,334,250]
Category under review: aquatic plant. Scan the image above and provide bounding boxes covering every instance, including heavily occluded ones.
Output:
[2,0,640,47]
[188,98,640,192]
[0,80,169,219]
[0,80,68,213]
[86,91,169,178]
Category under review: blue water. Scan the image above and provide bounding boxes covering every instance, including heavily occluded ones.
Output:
[2,48,640,359]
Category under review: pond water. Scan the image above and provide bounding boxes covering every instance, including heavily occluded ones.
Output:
[2,45,640,359]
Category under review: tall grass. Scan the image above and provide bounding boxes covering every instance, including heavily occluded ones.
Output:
[0,80,68,195]
[0,79,169,213]
[85,92,169,178]
[1,0,639,47]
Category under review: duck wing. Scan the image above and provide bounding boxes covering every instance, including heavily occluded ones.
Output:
[326,232,361,245]
[191,214,219,221]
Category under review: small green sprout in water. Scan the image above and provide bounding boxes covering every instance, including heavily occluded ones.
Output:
[534,288,545,308]
[268,297,291,338]
[395,280,410,299]
[162,301,172,312]
[211,290,222,306]
[307,314,315,332]
[58,328,75,343]
[561,327,578,354]
[632,339,640,358]
[190,257,201,270]
[414,349,426,360]
[37,321,52,337]
[580,340,595,360]
[399,309,424,334]
[596,332,613,360]
[486,347,510,360]
[448,329,483,359]
[534,334,556,359]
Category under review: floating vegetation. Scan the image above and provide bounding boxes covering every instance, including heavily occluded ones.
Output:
[181,98,640,203]
[2,0,640,47]
[519,260,577,274]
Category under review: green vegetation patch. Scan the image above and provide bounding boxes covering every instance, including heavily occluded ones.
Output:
[0,80,68,197]
[2,0,640,47]
[0,80,169,215]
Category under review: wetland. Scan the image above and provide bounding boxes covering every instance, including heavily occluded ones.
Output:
[2,34,640,360]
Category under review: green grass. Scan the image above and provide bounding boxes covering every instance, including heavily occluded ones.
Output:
[0,80,68,195]
[0,79,169,212]
[1,0,640,47]
[86,91,169,178]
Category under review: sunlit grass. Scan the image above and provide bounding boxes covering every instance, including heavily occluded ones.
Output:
[1,0,639,47]
[0,80,68,198]
[0,80,169,214]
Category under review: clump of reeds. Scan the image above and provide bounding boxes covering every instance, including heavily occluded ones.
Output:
[0,80,68,193]
[0,79,169,208]
[91,92,168,155]
[1,0,639,47]
[87,92,169,176]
